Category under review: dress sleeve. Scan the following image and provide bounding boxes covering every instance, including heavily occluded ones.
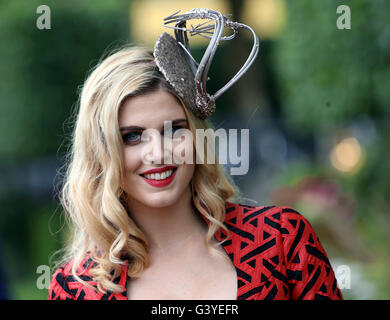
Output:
[281,207,343,300]
[48,266,76,300]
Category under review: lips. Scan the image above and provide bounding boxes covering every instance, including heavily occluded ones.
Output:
[140,165,177,176]
[140,167,178,188]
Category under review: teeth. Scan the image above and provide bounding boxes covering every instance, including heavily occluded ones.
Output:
[144,169,173,180]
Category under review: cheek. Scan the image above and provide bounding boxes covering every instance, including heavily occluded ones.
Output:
[179,163,195,185]
[123,147,141,174]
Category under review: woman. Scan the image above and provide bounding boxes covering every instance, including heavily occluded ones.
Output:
[48,9,343,300]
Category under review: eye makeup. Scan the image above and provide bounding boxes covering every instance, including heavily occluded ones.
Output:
[121,121,188,146]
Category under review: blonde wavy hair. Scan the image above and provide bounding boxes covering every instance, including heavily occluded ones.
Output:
[54,45,245,294]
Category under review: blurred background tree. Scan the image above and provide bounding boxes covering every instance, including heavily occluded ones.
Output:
[0,0,130,299]
[0,0,389,299]
[271,0,390,299]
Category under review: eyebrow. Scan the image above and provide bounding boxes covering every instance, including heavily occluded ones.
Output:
[120,119,188,132]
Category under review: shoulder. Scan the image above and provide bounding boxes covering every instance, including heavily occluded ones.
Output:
[48,253,129,300]
[48,253,98,300]
[223,201,323,258]
[224,201,343,299]
[224,201,311,235]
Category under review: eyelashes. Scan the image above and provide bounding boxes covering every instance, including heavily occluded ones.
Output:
[122,131,140,144]
[121,125,186,145]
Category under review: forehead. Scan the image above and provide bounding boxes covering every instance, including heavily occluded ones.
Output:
[118,90,186,127]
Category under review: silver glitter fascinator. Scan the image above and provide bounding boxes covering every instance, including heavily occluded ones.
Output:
[153,8,260,119]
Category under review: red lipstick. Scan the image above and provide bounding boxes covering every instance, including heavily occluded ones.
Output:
[139,166,178,188]
[140,166,177,175]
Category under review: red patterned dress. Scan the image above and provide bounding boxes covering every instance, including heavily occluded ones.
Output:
[48,201,343,300]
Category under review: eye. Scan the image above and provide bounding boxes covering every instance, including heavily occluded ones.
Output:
[122,131,141,144]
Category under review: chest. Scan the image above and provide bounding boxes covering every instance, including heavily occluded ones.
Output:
[126,248,238,300]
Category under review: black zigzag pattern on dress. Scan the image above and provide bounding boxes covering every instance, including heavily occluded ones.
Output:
[48,202,343,300]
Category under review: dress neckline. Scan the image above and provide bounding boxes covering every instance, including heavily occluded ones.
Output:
[124,200,239,300]
[192,200,239,300]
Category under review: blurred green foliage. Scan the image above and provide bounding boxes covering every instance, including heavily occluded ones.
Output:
[0,0,129,161]
[272,0,390,299]
[273,0,390,226]
[0,0,130,299]
[273,0,390,134]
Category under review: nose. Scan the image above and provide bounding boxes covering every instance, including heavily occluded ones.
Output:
[140,129,173,165]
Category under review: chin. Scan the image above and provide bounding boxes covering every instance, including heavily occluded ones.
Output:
[135,189,181,208]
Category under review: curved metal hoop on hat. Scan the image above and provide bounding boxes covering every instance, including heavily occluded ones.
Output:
[154,8,260,119]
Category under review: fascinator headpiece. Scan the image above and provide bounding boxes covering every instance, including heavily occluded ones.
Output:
[153,8,259,119]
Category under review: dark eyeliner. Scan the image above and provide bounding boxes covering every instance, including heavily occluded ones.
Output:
[122,130,142,144]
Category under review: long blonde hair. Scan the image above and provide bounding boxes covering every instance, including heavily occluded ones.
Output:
[54,45,244,293]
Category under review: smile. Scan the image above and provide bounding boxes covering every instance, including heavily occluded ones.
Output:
[140,167,178,187]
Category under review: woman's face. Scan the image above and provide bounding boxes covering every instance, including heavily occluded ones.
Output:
[118,89,195,209]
